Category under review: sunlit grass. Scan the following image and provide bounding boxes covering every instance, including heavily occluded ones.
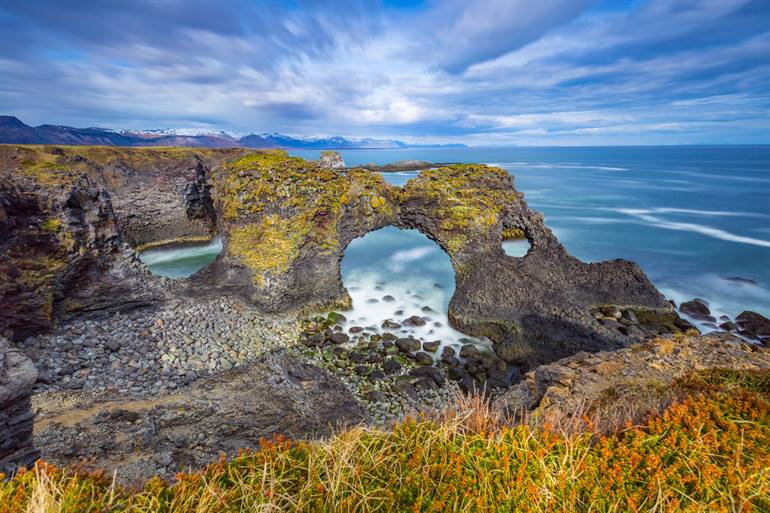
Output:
[2,369,768,512]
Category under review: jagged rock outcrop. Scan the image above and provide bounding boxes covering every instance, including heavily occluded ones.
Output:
[0,337,39,474]
[492,333,770,430]
[203,153,670,368]
[0,146,254,340]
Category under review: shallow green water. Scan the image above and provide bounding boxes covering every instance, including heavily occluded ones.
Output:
[138,238,222,278]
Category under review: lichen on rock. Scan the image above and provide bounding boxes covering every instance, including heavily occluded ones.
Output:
[202,153,671,368]
[1,145,676,371]
[205,151,398,310]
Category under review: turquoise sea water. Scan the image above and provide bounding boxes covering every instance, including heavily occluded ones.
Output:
[291,146,770,327]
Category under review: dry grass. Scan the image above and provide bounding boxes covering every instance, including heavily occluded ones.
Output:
[1,368,769,512]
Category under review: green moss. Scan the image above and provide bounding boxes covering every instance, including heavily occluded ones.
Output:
[41,218,62,232]
[403,164,519,254]
[629,308,683,333]
[214,153,396,287]
[19,158,70,185]
[8,145,251,189]
[228,216,301,286]
[502,227,525,240]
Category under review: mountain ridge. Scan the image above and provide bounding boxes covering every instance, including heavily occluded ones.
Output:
[0,116,465,149]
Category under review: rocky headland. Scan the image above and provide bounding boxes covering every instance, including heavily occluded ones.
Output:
[1,145,768,479]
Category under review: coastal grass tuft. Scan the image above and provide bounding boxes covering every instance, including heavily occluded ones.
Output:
[2,368,768,512]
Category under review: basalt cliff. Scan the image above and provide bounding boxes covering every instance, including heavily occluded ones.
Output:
[2,146,675,363]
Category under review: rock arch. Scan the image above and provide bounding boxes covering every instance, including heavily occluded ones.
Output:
[198,152,670,368]
[0,146,676,368]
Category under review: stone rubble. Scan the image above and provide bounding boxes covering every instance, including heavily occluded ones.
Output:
[17,296,297,396]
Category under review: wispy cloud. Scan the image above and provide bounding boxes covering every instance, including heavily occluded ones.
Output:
[0,0,768,144]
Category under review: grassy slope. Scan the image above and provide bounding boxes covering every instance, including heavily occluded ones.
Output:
[2,369,768,512]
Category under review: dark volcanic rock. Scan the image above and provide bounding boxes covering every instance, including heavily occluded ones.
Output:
[402,315,427,327]
[680,299,712,319]
[2,148,672,370]
[328,332,350,345]
[0,147,177,340]
[0,337,39,473]
[422,340,440,352]
[678,300,718,324]
[414,352,434,365]
[396,337,420,353]
[200,157,670,368]
[736,311,770,341]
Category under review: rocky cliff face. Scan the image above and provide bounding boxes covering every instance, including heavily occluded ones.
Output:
[0,148,163,340]
[1,145,677,368]
[0,337,38,474]
[0,146,255,340]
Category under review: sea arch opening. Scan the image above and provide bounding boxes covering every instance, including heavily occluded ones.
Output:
[337,225,493,359]
[138,237,223,279]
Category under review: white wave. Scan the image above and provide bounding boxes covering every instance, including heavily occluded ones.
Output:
[665,169,770,183]
[564,216,635,225]
[606,207,767,218]
[338,270,492,360]
[488,162,628,172]
[659,274,770,334]
[139,238,222,266]
[618,211,770,248]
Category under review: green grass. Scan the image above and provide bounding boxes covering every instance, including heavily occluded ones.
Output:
[2,369,768,512]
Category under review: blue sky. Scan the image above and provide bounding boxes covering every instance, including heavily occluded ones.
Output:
[1,0,769,145]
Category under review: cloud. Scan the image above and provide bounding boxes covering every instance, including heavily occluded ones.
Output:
[0,0,768,144]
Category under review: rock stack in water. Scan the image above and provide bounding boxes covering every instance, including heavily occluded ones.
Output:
[0,337,39,474]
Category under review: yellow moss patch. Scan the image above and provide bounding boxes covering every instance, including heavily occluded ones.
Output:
[213,153,397,286]
[41,218,62,232]
[403,164,520,254]
[369,195,386,210]
[5,145,251,189]
[502,227,526,240]
[228,216,302,286]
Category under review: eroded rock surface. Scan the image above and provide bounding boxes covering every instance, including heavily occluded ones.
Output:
[0,337,39,474]
[0,146,249,340]
[203,153,670,368]
[493,333,770,430]
[2,147,685,372]
[33,351,365,483]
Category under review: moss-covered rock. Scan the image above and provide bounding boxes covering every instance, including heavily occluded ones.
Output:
[204,151,398,310]
[201,153,670,368]
[1,146,673,368]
